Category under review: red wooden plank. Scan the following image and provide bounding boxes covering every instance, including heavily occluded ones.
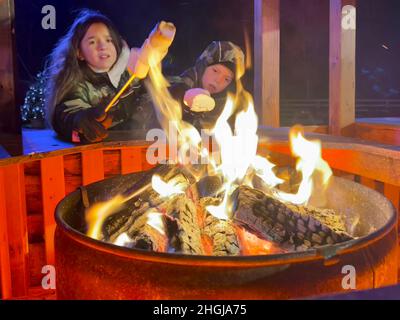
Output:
[81,150,104,185]
[360,177,376,191]
[263,143,400,187]
[40,157,66,265]
[3,164,29,297]
[0,168,12,299]
[121,148,143,174]
[384,184,400,212]
[142,147,157,171]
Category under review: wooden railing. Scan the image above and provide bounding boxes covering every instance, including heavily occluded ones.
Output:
[0,142,153,299]
[280,99,400,126]
[0,136,399,299]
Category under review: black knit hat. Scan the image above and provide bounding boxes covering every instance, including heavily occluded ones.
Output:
[216,61,236,76]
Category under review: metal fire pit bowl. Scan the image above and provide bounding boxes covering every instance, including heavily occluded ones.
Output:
[55,170,398,299]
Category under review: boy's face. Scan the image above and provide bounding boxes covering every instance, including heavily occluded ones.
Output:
[78,23,117,72]
[201,64,234,94]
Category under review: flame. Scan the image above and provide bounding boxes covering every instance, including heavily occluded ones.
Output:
[252,155,284,187]
[210,95,258,182]
[205,183,232,220]
[146,210,166,235]
[275,126,332,205]
[145,51,202,165]
[85,195,126,240]
[206,94,282,220]
[151,174,185,197]
[85,181,155,240]
[114,232,132,247]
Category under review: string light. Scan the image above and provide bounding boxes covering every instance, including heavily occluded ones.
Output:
[21,72,46,123]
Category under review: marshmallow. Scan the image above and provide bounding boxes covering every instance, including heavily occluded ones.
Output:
[184,88,216,112]
[129,21,176,79]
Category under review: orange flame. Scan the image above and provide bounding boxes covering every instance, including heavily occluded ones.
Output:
[275,126,332,205]
[85,195,126,240]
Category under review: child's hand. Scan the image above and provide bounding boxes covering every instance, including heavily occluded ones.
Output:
[183,88,216,112]
[73,108,109,143]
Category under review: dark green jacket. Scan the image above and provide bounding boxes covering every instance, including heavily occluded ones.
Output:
[52,52,158,142]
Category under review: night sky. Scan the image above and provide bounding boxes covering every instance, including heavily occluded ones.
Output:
[14,0,400,105]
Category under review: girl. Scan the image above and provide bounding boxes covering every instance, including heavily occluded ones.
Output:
[45,9,157,143]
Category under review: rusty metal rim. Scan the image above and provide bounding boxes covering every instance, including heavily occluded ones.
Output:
[55,178,397,268]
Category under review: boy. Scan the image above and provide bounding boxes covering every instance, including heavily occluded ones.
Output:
[169,41,246,131]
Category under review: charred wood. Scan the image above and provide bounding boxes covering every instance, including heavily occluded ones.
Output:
[163,194,204,255]
[232,186,353,251]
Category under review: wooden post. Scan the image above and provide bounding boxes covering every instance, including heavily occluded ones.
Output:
[0,0,22,155]
[0,168,12,299]
[254,0,280,127]
[3,164,29,297]
[41,157,66,266]
[329,0,356,135]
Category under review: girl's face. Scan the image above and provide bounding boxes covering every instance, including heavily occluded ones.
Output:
[201,64,234,94]
[78,23,117,72]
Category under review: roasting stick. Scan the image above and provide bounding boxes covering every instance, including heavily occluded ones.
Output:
[103,72,138,113]
[72,21,176,142]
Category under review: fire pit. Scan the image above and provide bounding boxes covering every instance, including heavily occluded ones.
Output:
[55,166,397,299]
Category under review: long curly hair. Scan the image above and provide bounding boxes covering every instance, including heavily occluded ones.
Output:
[45,9,123,127]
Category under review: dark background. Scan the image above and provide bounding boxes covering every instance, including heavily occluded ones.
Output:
[14,0,400,120]
[280,0,400,100]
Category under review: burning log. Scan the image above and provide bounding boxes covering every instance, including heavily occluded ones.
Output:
[94,161,353,256]
[232,186,353,251]
[187,176,240,256]
[105,164,199,242]
[115,213,167,252]
[163,194,204,255]
[202,212,240,256]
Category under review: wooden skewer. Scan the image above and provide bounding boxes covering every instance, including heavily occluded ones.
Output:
[104,69,137,113]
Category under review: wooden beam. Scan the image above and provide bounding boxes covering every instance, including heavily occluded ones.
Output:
[0,168,12,299]
[3,164,29,297]
[0,0,22,155]
[254,0,280,127]
[329,0,357,135]
[40,157,66,266]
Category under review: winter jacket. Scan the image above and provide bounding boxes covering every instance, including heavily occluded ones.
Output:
[169,41,246,131]
[52,46,158,142]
